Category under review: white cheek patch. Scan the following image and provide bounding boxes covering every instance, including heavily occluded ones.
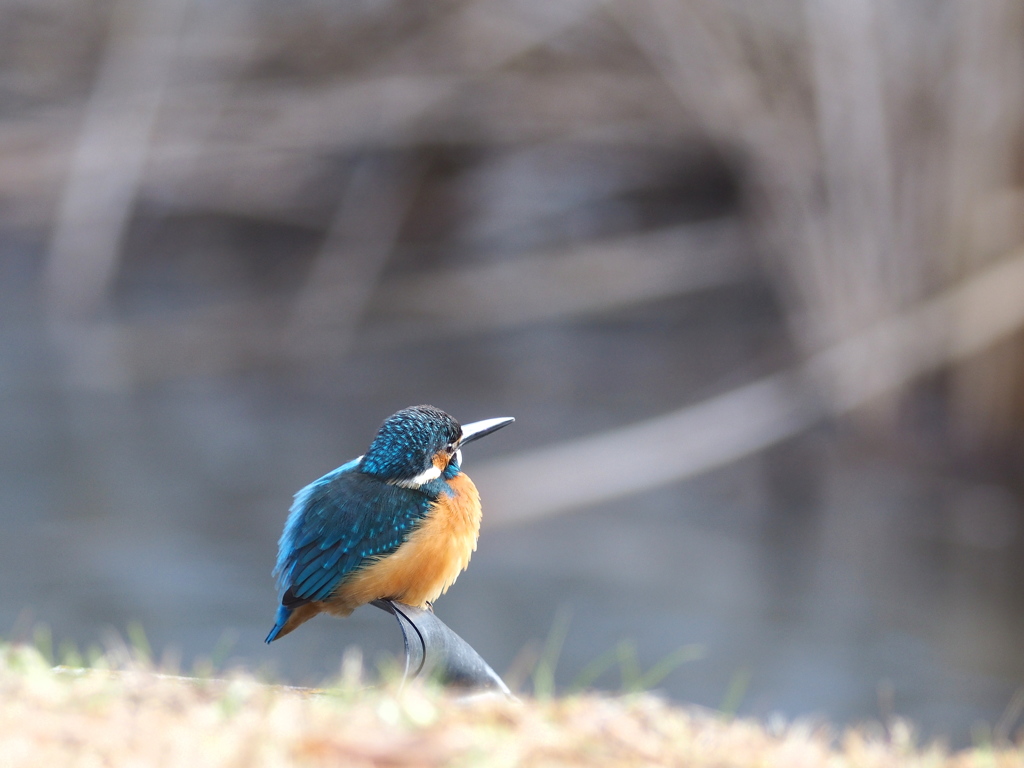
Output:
[454,448,462,467]
[391,464,442,489]
[413,464,443,484]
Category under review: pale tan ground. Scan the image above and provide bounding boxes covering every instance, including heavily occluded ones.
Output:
[1,644,1022,768]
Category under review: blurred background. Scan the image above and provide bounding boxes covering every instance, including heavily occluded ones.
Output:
[2,0,1024,745]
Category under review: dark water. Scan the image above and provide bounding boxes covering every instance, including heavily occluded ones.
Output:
[2,231,1024,749]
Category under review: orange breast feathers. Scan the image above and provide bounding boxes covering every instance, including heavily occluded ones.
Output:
[324,472,483,615]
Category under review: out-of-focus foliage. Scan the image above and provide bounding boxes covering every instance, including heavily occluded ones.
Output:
[1,0,1019,444]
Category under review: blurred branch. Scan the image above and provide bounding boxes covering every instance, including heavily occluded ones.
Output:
[142,1,258,210]
[476,242,1024,526]
[36,0,603,322]
[54,213,1024,396]
[362,217,752,343]
[288,156,422,357]
[225,72,691,151]
[381,0,602,74]
[804,0,896,343]
[53,218,750,385]
[44,0,191,320]
[0,72,696,231]
[943,0,1024,441]
[614,0,1024,439]
[610,0,829,341]
[476,369,816,526]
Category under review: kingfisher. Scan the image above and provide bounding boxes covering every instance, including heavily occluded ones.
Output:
[265,405,514,643]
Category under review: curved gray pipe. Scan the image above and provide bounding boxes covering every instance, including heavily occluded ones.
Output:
[371,599,511,695]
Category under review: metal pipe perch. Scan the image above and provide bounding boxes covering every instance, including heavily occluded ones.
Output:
[371,600,511,695]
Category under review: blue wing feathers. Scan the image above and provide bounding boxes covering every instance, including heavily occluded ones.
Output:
[274,458,360,581]
[273,457,436,606]
[305,568,340,600]
[293,557,328,586]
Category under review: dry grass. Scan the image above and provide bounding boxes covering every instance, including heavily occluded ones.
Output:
[1,644,1022,768]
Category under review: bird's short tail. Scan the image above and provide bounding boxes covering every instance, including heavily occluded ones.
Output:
[265,605,292,644]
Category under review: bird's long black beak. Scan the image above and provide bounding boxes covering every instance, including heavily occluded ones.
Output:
[460,416,514,445]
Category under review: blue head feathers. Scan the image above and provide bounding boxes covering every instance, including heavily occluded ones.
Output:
[359,405,462,484]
